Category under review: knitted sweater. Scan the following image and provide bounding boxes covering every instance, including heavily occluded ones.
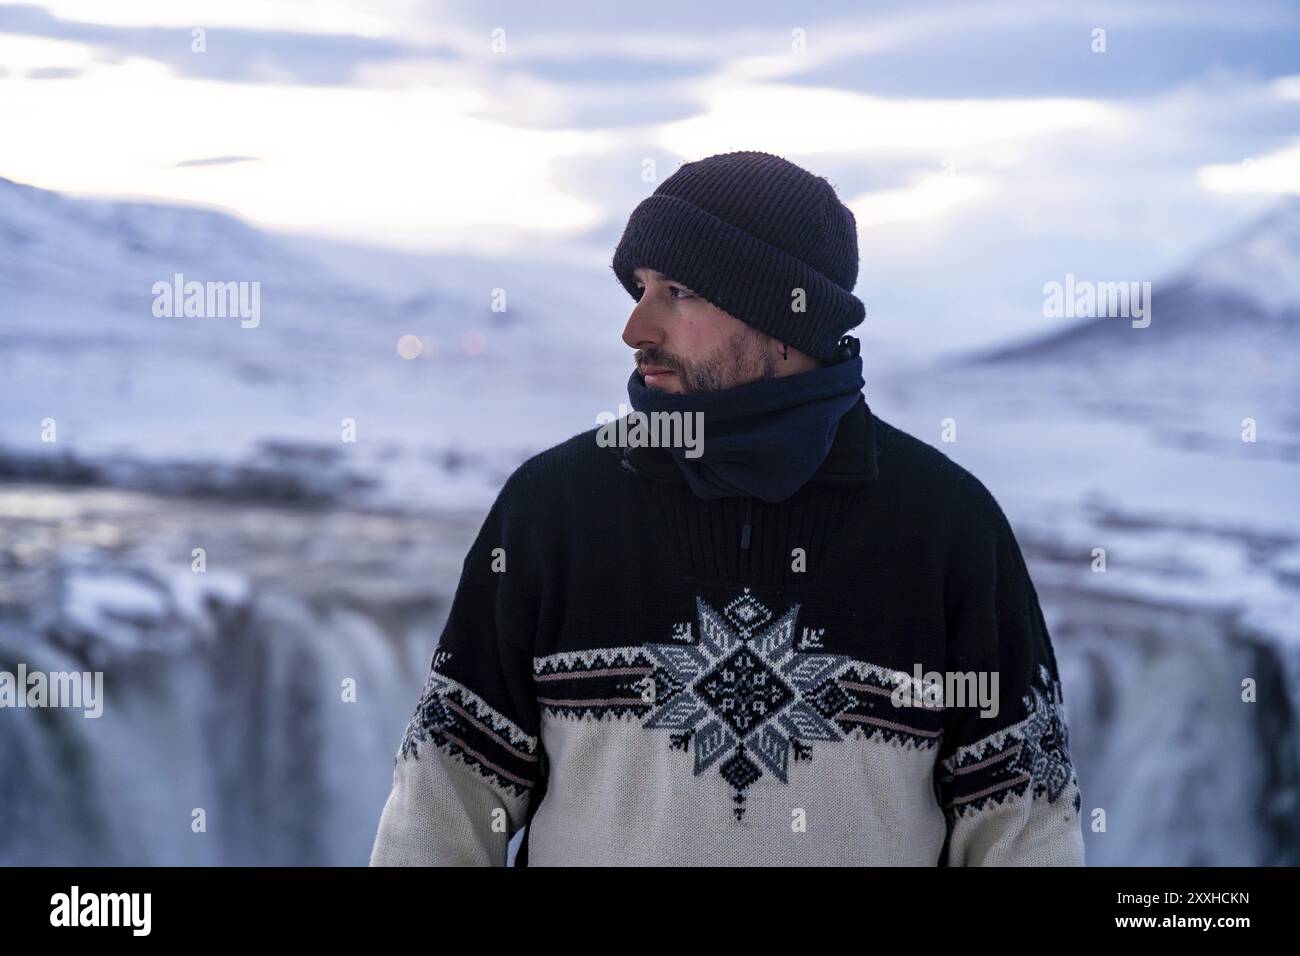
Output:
[368,396,1086,866]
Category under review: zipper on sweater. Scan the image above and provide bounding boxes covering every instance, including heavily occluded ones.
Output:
[619,446,637,475]
[740,495,753,550]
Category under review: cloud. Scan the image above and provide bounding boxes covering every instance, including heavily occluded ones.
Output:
[1199,142,1300,196]
[847,171,989,229]
[40,0,415,38]
[654,83,1116,159]
[0,53,614,251]
[0,4,448,86]
[24,65,82,79]
[175,156,261,168]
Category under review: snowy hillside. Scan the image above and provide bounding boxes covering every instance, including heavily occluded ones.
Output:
[979,197,1300,407]
[0,176,632,512]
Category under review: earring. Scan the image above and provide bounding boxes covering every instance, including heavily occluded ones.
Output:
[782,342,789,360]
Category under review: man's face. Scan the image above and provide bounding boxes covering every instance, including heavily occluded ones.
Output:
[621,267,793,394]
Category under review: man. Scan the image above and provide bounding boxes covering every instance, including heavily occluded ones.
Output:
[369,150,1086,866]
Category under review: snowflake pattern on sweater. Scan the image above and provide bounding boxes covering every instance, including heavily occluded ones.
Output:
[534,588,947,821]
[533,587,1083,825]
[643,589,856,820]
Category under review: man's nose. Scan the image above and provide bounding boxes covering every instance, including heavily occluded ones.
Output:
[621,298,665,352]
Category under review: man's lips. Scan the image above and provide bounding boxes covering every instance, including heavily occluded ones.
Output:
[641,366,676,387]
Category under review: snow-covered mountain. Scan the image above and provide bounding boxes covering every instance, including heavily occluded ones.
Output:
[0,176,632,513]
[979,197,1300,407]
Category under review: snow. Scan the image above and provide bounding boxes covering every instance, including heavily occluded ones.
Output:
[63,569,169,642]
[1184,196,1300,315]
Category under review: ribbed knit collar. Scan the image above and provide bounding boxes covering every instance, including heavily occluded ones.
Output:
[612,391,880,488]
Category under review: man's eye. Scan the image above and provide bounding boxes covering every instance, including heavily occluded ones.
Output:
[632,282,691,300]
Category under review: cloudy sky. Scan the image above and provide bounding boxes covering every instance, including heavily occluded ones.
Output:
[1,0,1297,354]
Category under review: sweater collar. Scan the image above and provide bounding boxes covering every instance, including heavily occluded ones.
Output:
[611,390,880,488]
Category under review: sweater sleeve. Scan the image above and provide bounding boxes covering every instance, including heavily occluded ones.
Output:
[934,477,1086,866]
[369,477,544,867]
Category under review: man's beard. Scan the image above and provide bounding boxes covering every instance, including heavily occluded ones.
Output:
[643,326,777,394]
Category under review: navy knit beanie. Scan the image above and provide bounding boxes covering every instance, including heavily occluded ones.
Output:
[611,150,865,363]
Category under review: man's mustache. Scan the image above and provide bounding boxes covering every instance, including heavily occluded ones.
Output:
[636,351,682,373]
